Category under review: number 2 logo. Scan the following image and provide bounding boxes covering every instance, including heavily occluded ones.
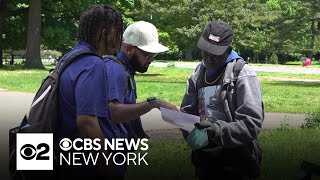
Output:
[20,143,50,160]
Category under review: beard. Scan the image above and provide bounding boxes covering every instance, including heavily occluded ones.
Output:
[131,53,148,73]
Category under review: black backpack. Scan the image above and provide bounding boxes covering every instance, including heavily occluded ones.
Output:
[8,50,100,180]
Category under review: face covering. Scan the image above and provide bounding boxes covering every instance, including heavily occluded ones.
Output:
[131,53,148,73]
[206,65,217,77]
[203,49,236,77]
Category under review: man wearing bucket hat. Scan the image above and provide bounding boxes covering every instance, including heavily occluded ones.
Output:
[103,21,178,176]
[180,20,264,179]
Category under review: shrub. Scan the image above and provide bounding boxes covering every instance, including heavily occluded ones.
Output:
[270,53,278,64]
[167,62,175,67]
[301,110,320,128]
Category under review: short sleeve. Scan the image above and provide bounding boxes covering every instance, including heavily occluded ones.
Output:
[75,59,108,117]
[105,61,127,103]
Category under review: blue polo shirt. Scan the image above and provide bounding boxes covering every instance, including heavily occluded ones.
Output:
[57,41,114,141]
[104,52,137,139]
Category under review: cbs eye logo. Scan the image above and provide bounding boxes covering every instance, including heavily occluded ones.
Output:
[59,138,72,151]
[20,143,50,160]
[16,133,53,170]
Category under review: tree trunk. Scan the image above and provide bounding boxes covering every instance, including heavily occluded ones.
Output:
[185,46,193,61]
[24,0,44,69]
[253,53,258,63]
[278,54,286,64]
[308,34,316,63]
[0,17,3,68]
[264,53,268,64]
[307,14,317,63]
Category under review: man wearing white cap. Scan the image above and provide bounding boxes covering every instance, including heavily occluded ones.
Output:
[103,21,178,176]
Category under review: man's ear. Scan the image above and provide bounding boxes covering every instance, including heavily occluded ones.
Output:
[125,44,135,55]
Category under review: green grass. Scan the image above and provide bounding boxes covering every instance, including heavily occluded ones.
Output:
[0,65,52,92]
[258,72,320,80]
[1,63,320,179]
[136,67,320,113]
[285,60,320,68]
[154,59,320,68]
[1,65,320,113]
[126,128,320,180]
[261,81,320,113]
[250,60,320,68]
[136,66,192,83]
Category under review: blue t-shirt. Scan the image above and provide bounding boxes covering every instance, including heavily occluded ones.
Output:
[57,41,113,140]
[104,52,137,139]
[104,52,148,140]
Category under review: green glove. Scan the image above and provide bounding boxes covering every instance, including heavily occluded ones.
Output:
[186,126,209,151]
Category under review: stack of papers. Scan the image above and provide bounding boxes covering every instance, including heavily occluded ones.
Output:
[160,107,200,132]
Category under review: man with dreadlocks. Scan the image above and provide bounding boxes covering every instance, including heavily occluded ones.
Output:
[56,5,123,180]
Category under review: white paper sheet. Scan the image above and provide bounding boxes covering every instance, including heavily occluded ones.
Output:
[160,107,200,132]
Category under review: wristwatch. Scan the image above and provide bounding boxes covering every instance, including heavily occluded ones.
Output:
[147,97,157,109]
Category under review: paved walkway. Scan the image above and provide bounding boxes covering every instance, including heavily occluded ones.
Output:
[0,91,306,130]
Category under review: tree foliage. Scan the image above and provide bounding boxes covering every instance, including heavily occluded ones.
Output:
[1,0,320,67]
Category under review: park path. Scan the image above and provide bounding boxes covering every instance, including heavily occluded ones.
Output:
[0,91,306,132]
[151,62,320,74]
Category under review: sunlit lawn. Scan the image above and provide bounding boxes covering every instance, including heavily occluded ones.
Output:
[1,63,320,179]
[136,67,320,113]
[1,65,320,113]
[154,59,320,68]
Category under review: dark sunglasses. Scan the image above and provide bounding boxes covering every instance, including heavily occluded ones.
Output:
[136,47,157,59]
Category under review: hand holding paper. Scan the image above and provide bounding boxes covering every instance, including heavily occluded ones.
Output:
[160,107,200,132]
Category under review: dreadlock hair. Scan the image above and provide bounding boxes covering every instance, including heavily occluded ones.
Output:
[78,5,123,49]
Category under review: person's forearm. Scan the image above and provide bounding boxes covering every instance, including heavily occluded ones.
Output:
[76,115,104,139]
[109,101,152,123]
[76,115,116,176]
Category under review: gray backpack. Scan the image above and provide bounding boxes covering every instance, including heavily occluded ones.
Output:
[9,50,100,180]
[193,59,262,178]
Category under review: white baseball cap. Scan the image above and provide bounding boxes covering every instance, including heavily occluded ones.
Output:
[123,21,169,53]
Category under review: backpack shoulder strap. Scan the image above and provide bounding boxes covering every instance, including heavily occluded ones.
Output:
[104,55,134,91]
[194,63,205,91]
[104,55,126,70]
[222,58,246,122]
[232,58,246,80]
[57,50,100,74]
